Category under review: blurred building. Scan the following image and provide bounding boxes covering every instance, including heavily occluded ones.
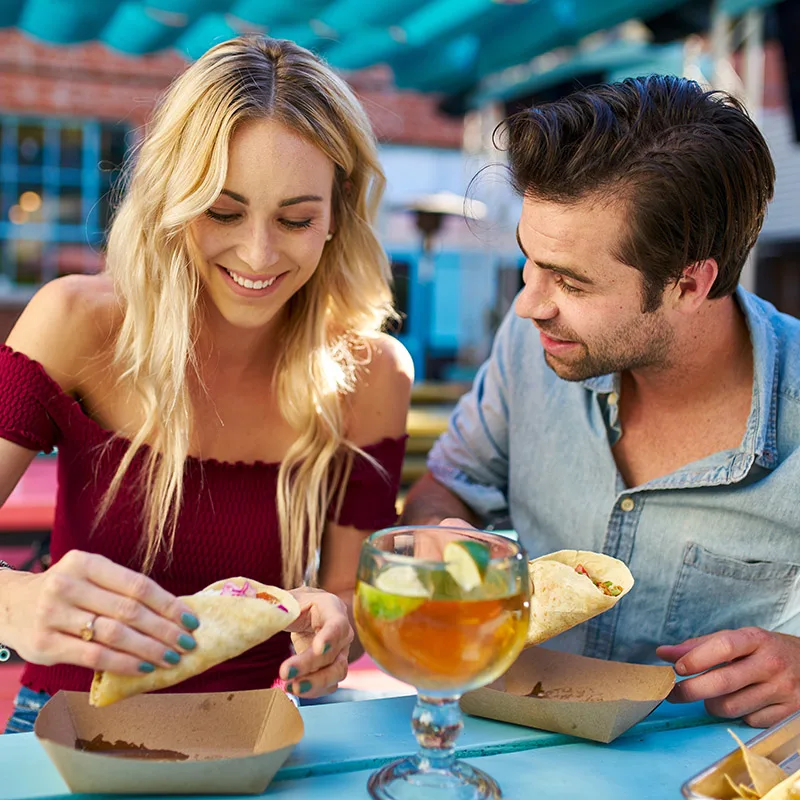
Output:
[0,29,476,371]
[1,4,799,383]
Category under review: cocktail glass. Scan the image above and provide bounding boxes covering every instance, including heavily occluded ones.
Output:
[354,525,530,799]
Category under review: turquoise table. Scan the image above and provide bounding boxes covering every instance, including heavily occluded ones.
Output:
[0,695,751,799]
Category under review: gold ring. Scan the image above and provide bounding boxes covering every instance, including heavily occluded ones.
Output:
[80,614,98,643]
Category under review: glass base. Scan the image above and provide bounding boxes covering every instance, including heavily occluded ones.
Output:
[367,755,502,800]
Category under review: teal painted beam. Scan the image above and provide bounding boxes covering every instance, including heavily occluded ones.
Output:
[325,0,515,71]
[230,0,328,27]
[19,0,122,44]
[401,0,495,46]
[325,27,400,70]
[102,2,186,55]
[174,11,237,60]
[476,0,688,78]
[470,41,684,107]
[0,0,24,28]
[392,34,480,93]
[147,0,230,15]
[720,0,783,14]
[316,0,428,35]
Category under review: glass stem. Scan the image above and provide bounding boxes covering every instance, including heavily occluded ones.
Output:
[411,694,463,772]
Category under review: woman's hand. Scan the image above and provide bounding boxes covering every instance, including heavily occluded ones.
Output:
[280,587,353,699]
[4,550,200,676]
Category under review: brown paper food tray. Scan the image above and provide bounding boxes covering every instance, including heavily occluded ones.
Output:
[460,647,675,743]
[682,709,800,799]
[34,688,304,795]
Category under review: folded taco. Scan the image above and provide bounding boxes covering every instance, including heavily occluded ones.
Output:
[525,550,634,647]
[90,577,300,707]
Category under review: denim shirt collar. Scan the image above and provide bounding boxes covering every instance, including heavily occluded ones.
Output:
[737,286,780,470]
[579,286,780,487]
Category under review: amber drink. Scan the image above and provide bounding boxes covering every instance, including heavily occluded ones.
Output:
[354,526,530,800]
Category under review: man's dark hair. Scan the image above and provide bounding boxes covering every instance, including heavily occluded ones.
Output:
[502,75,775,311]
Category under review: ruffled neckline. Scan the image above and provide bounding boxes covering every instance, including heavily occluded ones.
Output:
[0,344,407,470]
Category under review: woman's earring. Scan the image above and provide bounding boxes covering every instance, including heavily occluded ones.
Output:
[325,233,334,242]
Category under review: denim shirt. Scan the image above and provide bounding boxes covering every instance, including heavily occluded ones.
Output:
[428,287,800,664]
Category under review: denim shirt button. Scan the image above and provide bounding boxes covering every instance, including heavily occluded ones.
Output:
[608,392,618,405]
[620,497,635,512]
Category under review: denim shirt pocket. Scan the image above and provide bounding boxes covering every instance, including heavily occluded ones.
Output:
[664,542,800,642]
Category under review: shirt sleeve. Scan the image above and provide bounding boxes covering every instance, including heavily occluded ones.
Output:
[427,309,515,523]
[329,435,407,530]
[0,345,60,453]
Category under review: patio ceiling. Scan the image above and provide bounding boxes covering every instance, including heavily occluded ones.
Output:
[0,0,783,108]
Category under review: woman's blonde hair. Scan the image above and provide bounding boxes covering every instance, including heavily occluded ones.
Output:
[102,36,395,586]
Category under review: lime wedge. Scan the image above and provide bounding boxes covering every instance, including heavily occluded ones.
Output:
[359,583,426,621]
[374,565,431,596]
[444,540,491,592]
[359,565,431,621]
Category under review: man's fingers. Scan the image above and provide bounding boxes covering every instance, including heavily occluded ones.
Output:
[657,633,720,663]
[672,629,764,676]
[742,703,793,729]
[667,660,761,705]
[704,679,778,720]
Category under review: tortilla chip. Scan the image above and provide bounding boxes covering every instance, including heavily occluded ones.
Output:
[759,770,800,800]
[724,773,763,799]
[525,550,634,647]
[90,578,299,707]
[728,729,788,797]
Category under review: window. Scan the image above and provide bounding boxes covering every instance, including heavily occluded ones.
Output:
[0,116,130,288]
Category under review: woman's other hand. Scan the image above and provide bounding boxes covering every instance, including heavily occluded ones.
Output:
[280,587,353,699]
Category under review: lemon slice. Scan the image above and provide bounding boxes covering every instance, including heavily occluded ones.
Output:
[444,540,491,592]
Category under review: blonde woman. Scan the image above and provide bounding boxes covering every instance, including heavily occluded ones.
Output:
[0,36,413,733]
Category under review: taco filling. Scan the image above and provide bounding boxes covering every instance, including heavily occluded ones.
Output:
[574,564,624,596]
[214,580,288,610]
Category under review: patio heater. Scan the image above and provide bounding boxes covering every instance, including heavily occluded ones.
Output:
[405,191,486,380]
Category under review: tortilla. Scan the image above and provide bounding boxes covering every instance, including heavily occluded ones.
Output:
[759,770,800,800]
[89,577,300,707]
[725,773,763,799]
[525,550,634,647]
[727,729,788,797]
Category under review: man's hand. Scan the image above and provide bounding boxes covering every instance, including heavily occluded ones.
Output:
[657,627,800,727]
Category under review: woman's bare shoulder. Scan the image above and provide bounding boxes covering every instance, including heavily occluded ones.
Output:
[5,274,121,395]
[347,333,414,445]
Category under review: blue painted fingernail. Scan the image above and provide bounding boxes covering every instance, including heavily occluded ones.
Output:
[299,681,312,694]
[177,634,196,651]
[164,649,181,665]
[285,683,293,693]
[181,613,200,631]
[323,642,331,654]
[139,662,155,673]
[287,666,298,680]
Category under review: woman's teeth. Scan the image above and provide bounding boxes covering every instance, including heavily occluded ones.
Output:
[225,268,276,290]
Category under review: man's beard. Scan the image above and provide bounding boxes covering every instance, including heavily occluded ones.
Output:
[540,313,674,382]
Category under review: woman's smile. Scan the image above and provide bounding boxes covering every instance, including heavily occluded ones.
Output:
[217,264,289,297]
